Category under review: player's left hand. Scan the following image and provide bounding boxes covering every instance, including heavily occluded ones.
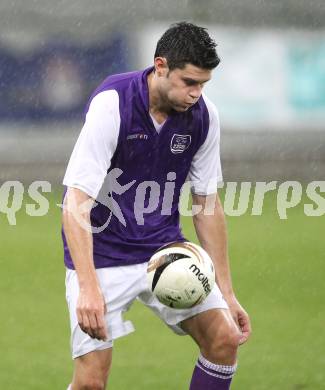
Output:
[226,295,251,345]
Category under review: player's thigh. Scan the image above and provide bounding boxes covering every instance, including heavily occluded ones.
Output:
[72,348,112,388]
[180,308,239,350]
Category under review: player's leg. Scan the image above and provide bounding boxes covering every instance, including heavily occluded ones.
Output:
[69,348,112,390]
[65,265,144,389]
[139,265,240,390]
[181,308,240,389]
[181,308,239,364]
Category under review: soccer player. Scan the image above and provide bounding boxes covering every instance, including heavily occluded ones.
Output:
[62,22,251,390]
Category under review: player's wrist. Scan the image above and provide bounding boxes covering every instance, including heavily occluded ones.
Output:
[77,273,100,292]
[221,290,237,302]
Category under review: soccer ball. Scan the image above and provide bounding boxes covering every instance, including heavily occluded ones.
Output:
[146,242,215,309]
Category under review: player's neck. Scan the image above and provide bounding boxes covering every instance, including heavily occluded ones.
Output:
[147,71,171,122]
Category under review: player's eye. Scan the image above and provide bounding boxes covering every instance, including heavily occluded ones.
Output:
[183,79,197,86]
[184,79,206,88]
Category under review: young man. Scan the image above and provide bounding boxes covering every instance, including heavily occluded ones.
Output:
[62,22,251,390]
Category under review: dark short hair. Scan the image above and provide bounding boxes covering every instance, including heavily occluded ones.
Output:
[154,21,220,70]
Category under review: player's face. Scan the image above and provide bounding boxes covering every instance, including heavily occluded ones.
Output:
[157,62,212,112]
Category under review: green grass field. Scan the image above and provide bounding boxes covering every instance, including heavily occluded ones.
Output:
[0,189,324,389]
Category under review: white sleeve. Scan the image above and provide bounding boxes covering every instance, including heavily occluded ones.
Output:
[188,94,223,195]
[63,90,120,199]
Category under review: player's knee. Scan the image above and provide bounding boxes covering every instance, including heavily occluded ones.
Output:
[204,323,240,361]
[73,351,111,390]
[78,377,106,390]
[220,325,241,351]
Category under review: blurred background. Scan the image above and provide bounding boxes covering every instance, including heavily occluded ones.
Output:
[0,1,324,389]
[0,0,324,183]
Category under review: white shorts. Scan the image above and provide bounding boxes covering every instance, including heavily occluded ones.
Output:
[65,262,228,359]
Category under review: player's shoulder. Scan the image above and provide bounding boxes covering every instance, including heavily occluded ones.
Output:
[93,69,142,96]
[86,89,119,117]
[201,93,220,126]
[86,69,142,114]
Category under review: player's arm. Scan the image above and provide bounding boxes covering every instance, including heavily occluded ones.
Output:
[62,187,107,341]
[62,90,120,340]
[191,192,251,344]
[192,192,233,297]
[189,94,251,343]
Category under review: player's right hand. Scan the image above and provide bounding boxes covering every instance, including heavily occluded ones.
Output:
[76,285,108,341]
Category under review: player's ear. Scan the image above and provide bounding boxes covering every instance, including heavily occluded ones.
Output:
[154,57,168,77]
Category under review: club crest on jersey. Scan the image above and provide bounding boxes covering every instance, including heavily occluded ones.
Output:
[170,134,191,154]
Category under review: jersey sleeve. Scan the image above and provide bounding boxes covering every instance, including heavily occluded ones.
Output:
[188,94,223,195]
[63,90,120,199]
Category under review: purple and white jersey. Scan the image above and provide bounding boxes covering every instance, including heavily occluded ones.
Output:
[62,67,222,269]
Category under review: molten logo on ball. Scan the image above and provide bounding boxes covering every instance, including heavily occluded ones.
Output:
[189,264,212,294]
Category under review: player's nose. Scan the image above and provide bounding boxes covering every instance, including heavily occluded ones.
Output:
[189,86,202,100]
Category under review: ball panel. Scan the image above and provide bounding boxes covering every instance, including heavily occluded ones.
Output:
[151,253,190,290]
